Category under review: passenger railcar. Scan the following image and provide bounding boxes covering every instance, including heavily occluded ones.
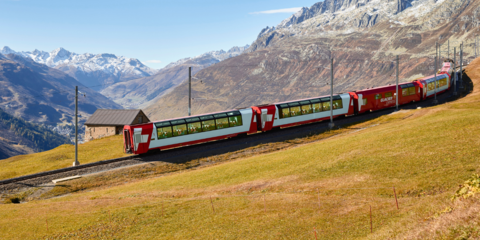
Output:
[355,82,422,114]
[254,93,356,131]
[124,108,257,154]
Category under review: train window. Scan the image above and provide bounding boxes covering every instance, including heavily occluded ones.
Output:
[402,88,409,97]
[227,111,243,127]
[363,98,367,105]
[202,120,216,132]
[187,122,202,134]
[288,102,301,116]
[172,124,187,136]
[300,101,312,115]
[322,101,331,111]
[385,92,392,98]
[333,99,343,109]
[309,99,321,113]
[157,126,173,139]
[215,117,229,129]
[408,87,416,95]
[375,94,382,100]
[228,115,242,127]
[280,107,290,118]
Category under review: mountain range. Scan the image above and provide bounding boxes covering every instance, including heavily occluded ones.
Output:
[0,53,122,125]
[145,0,479,120]
[100,45,249,109]
[0,46,158,91]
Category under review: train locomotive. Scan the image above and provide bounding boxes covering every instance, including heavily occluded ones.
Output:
[123,62,453,154]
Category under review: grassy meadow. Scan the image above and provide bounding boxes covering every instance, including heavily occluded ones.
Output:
[0,135,129,180]
[1,60,480,239]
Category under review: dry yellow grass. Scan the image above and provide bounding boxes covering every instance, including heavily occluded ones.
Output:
[0,135,129,180]
[1,59,480,239]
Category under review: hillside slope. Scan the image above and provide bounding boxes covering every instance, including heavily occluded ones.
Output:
[0,58,478,239]
[0,108,70,160]
[146,0,479,120]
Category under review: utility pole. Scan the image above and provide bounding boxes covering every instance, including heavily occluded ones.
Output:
[73,86,80,166]
[396,55,399,111]
[188,67,192,116]
[433,42,438,104]
[439,43,442,61]
[476,35,478,59]
[453,47,457,96]
[328,58,335,129]
[460,43,464,89]
[448,40,450,59]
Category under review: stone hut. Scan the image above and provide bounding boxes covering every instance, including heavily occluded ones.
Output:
[84,109,150,142]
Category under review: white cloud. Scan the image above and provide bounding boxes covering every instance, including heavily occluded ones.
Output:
[250,7,302,15]
[146,60,162,63]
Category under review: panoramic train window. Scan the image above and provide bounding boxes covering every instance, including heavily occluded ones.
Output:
[278,104,290,119]
[288,102,302,117]
[333,99,343,109]
[186,117,202,134]
[227,111,243,127]
[385,92,392,98]
[440,78,447,87]
[310,99,321,113]
[300,101,312,115]
[200,115,216,132]
[155,122,172,139]
[319,97,330,111]
[171,119,187,137]
[375,94,382,100]
[214,113,230,129]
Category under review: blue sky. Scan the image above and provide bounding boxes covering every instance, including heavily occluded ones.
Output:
[0,0,320,69]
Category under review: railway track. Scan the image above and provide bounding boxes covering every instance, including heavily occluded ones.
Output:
[0,70,470,192]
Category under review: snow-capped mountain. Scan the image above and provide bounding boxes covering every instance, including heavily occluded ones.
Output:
[0,46,158,90]
[164,45,250,69]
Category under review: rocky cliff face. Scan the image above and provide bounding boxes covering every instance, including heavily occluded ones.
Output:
[145,0,480,121]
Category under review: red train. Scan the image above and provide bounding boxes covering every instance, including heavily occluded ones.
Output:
[123,62,453,154]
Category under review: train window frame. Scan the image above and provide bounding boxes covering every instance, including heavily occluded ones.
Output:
[156,125,173,140]
[185,117,202,134]
[226,111,243,127]
[333,99,343,109]
[172,123,187,137]
[288,102,302,117]
[201,119,216,132]
[299,100,312,115]
[310,99,322,113]
[277,104,290,119]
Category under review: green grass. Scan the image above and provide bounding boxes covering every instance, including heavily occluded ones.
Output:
[0,135,129,180]
[1,61,480,239]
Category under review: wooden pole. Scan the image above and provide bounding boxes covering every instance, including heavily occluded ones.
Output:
[314,227,318,240]
[369,205,373,233]
[393,187,399,209]
[210,196,216,214]
[263,193,266,214]
[317,188,321,210]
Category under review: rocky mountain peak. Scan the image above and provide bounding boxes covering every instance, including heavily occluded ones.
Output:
[1,46,16,55]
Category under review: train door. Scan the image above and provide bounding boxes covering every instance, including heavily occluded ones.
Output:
[124,129,132,153]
